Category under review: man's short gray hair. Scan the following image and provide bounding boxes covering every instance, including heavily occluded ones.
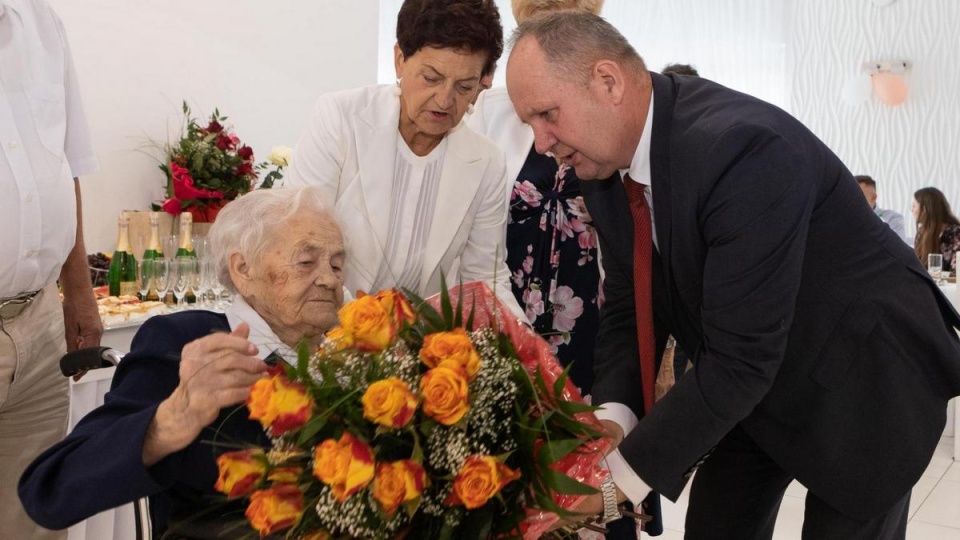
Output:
[208,186,334,293]
[510,11,646,84]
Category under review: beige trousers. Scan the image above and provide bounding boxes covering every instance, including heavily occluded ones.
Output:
[0,285,69,540]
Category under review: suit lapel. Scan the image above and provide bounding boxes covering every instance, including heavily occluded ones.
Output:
[354,90,400,253]
[421,125,485,284]
[649,73,677,317]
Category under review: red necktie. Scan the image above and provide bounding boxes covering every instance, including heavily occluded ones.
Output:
[623,175,656,414]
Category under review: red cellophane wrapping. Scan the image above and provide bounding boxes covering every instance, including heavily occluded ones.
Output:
[425,282,611,539]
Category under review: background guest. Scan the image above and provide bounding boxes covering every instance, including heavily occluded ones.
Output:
[286,0,523,318]
[19,187,345,538]
[660,63,699,76]
[857,175,906,241]
[0,1,101,538]
[913,186,960,274]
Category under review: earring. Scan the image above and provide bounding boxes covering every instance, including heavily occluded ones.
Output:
[393,78,402,97]
[466,103,475,115]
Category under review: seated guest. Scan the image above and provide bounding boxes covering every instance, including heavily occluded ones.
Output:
[286,0,523,318]
[913,186,960,274]
[857,175,906,240]
[19,186,345,538]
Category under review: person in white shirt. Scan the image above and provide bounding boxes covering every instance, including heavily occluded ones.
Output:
[0,0,101,538]
[286,0,524,319]
[856,175,907,241]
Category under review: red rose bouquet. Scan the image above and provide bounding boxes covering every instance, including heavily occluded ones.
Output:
[156,102,286,222]
[214,281,624,539]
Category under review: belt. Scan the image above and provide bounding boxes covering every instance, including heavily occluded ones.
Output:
[0,290,42,320]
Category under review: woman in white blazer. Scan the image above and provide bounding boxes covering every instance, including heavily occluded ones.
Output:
[287,0,522,317]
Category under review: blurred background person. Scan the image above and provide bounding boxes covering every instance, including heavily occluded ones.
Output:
[913,186,960,275]
[469,0,662,537]
[857,175,906,241]
[0,1,101,538]
[660,62,699,76]
[286,0,523,318]
[20,186,345,538]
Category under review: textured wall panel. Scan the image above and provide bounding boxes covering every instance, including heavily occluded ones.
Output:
[790,0,960,238]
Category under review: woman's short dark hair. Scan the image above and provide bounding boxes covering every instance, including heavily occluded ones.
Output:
[396,0,503,77]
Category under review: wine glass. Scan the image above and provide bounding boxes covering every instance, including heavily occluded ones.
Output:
[928,253,944,285]
[190,260,205,308]
[161,235,179,261]
[172,258,195,310]
[137,259,153,301]
[153,259,171,307]
[210,262,226,311]
[193,236,211,260]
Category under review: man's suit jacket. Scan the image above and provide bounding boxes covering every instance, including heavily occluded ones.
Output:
[19,312,268,538]
[583,73,960,520]
[287,84,523,317]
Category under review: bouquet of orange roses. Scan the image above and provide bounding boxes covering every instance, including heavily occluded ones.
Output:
[214,281,614,539]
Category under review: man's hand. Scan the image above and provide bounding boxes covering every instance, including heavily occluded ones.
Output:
[601,419,625,452]
[142,323,267,466]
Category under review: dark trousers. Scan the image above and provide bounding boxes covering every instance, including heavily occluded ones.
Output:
[684,426,910,540]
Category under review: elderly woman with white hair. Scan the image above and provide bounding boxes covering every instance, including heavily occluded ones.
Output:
[19,186,345,539]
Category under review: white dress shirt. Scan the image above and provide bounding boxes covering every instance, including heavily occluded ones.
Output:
[225,295,298,366]
[595,90,657,504]
[0,0,97,297]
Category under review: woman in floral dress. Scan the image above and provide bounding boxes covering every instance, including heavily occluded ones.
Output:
[507,147,602,394]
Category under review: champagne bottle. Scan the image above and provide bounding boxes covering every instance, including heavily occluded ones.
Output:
[176,212,196,258]
[142,212,163,260]
[176,212,197,303]
[141,213,163,301]
[107,212,138,297]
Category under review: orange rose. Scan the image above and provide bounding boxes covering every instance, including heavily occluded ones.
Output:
[214,449,266,498]
[372,289,416,329]
[337,294,395,351]
[245,484,303,536]
[419,328,481,380]
[312,432,375,502]
[362,377,418,429]
[445,455,521,510]
[420,365,469,426]
[372,460,426,515]
[267,466,302,485]
[247,367,314,435]
[324,326,347,351]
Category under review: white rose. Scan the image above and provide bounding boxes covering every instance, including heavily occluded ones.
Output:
[267,146,293,167]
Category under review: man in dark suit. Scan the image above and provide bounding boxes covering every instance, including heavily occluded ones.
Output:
[506,12,960,539]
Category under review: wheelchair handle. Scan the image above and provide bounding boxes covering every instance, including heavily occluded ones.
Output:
[60,346,124,377]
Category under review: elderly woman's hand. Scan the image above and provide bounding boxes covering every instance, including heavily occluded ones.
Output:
[142,323,268,466]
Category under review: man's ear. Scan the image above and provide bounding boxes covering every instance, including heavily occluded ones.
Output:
[229,252,254,297]
[394,43,405,79]
[593,59,626,105]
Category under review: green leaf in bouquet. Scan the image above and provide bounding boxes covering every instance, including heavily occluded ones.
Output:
[439,273,454,328]
[296,340,311,381]
[458,505,494,540]
[401,288,445,333]
[539,437,586,465]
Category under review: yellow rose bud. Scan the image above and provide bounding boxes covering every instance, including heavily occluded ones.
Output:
[247,368,314,435]
[362,377,418,429]
[312,432,375,502]
[373,460,426,515]
[420,365,469,426]
[244,484,303,536]
[214,449,266,498]
[419,328,481,380]
[446,455,521,510]
[267,145,293,167]
[337,294,395,351]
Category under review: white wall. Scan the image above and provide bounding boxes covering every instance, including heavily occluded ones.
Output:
[48,0,380,253]
[789,0,960,239]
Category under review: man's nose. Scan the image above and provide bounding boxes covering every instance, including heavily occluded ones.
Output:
[533,128,556,156]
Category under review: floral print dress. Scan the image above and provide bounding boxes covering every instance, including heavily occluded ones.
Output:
[507,146,602,396]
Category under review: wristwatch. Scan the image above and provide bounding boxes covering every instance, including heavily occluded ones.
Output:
[599,476,622,524]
